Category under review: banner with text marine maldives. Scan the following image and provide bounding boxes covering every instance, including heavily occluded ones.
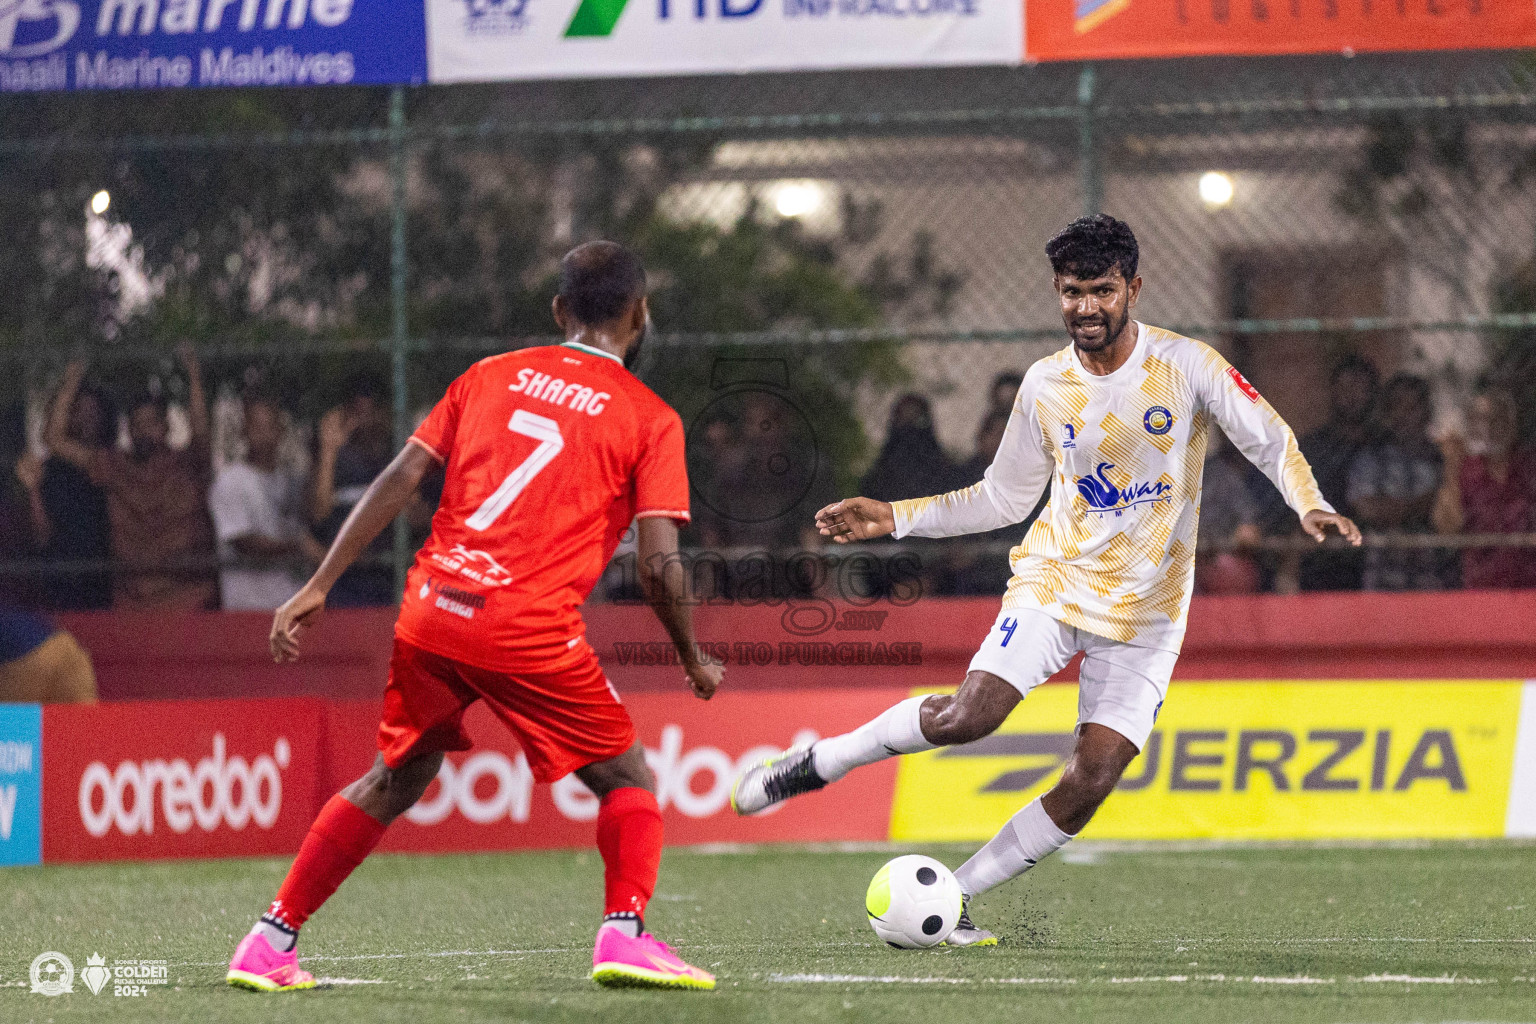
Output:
[0,0,427,93]
[425,0,1022,83]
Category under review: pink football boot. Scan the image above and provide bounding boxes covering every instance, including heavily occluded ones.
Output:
[226,932,318,992]
[591,928,716,990]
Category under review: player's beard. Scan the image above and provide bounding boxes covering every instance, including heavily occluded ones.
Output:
[624,318,650,371]
[1068,303,1129,353]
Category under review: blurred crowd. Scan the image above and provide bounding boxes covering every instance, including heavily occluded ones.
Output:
[4,354,1535,623]
[2,349,433,614]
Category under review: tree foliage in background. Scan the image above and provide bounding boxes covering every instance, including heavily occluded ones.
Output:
[0,89,959,489]
[1336,110,1536,439]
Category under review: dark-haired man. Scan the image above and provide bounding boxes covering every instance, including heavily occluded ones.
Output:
[733,215,1360,943]
[228,241,722,993]
[44,347,217,609]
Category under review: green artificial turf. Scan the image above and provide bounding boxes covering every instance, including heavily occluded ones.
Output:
[2,841,1533,1023]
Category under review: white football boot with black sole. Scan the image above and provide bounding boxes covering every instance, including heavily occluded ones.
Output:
[730,744,827,815]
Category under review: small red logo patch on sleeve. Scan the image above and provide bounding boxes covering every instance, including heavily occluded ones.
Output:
[1227,366,1261,403]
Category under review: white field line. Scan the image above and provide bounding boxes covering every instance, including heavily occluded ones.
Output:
[173,947,582,969]
[316,977,391,986]
[769,973,1502,986]
[769,973,975,984]
[679,838,1536,856]
[1181,937,1536,945]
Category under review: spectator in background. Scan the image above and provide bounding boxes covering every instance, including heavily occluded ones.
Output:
[1195,431,1263,595]
[0,607,97,703]
[988,371,1024,418]
[209,392,325,611]
[861,394,960,503]
[310,374,396,606]
[13,380,114,610]
[956,408,1010,485]
[1434,387,1536,589]
[1288,355,1380,591]
[44,348,218,610]
[944,407,1024,596]
[1347,374,1446,591]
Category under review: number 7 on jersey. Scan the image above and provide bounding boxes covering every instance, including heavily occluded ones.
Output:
[465,409,565,531]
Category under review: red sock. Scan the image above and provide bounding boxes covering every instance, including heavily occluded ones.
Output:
[596,787,663,921]
[265,795,386,932]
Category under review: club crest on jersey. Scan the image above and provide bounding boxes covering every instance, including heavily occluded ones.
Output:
[1143,406,1174,436]
[1076,461,1173,515]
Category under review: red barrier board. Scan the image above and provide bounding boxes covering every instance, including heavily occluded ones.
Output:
[332,688,903,854]
[1026,0,1536,62]
[41,689,901,863]
[42,700,326,863]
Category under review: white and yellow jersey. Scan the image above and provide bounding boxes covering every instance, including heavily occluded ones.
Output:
[892,322,1331,653]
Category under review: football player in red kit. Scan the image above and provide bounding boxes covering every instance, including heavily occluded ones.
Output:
[227,241,723,993]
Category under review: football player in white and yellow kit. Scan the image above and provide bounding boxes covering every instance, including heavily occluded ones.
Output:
[731,215,1362,944]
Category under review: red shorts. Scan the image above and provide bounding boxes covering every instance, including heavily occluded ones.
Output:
[377,637,636,783]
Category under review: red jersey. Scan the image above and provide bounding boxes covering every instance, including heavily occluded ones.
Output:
[395,341,690,671]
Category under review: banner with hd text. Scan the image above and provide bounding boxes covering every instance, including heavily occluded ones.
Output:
[0,0,426,94]
[424,0,1022,83]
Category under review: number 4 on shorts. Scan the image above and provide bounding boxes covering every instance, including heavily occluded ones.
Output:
[466,409,565,531]
[998,617,1018,647]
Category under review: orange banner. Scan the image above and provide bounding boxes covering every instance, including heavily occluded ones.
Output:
[1026,0,1536,62]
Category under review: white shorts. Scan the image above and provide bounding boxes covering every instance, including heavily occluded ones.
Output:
[968,607,1176,751]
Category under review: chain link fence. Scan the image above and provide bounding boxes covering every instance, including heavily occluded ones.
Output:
[2,51,1535,611]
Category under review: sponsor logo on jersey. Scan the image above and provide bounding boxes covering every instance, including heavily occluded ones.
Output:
[1075,461,1172,514]
[1143,405,1173,435]
[1061,423,1077,449]
[430,544,514,586]
[1227,365,1261,403]
[421,576,488,619]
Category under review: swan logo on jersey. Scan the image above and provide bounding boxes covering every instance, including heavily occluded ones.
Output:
[1075,461,1172,514]
[1143,406,1173,435]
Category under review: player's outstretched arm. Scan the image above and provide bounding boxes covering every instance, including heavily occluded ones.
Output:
[815,497,896,544]
[636,516,722,700]
[270,442,438,663]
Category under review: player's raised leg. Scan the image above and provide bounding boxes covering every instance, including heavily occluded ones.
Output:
[731,670,1023,814]
[580,743,715,991]
[227,751,442,992]
[732,608,1076,815]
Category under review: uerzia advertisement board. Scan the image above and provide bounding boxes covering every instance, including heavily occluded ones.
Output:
[0,0,426,93]
[423,0,1023,83]
[892,680,1536,842]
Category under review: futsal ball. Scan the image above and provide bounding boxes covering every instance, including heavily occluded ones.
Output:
[865,854,962,948]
